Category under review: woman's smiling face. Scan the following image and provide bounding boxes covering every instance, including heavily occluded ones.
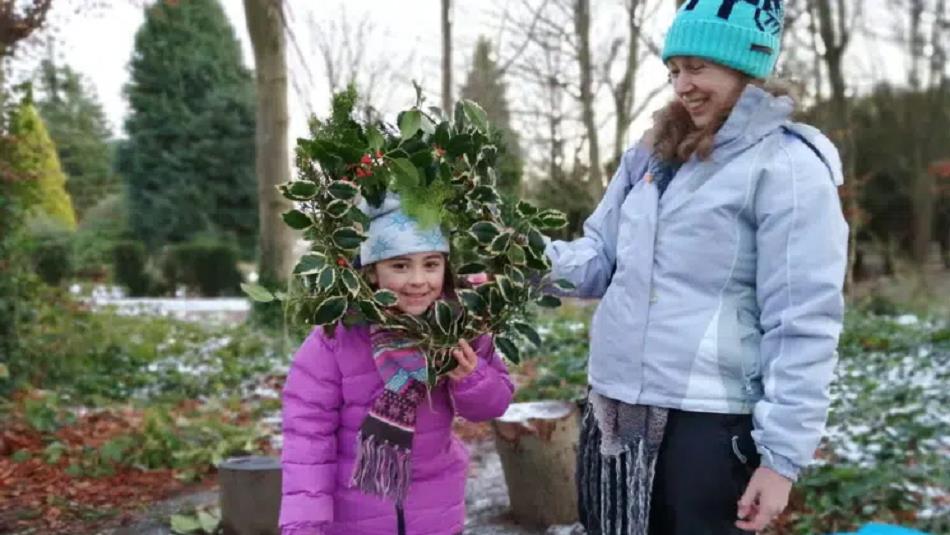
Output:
[372,252,446,316]
[667,56,747,129]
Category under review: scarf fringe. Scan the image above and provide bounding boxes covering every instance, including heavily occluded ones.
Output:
[351,431,413,505]
[578,404,663,535]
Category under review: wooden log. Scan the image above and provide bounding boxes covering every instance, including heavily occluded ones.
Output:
[491,400,580,528]
[218,456,281,535]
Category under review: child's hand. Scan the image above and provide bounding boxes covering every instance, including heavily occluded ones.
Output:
[447,339,478,381]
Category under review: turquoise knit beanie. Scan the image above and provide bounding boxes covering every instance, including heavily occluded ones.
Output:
[662,0,785,79]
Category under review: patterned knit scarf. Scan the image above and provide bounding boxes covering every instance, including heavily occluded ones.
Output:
[351,326,429,505]
[578,391,669,535]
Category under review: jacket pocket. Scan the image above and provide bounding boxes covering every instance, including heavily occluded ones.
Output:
[736,306,763,397]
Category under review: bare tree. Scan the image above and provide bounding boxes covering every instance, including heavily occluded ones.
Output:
[0,0,53,91]
[442,0,453,113]
[573,0,601,193]
[244,0,295,289]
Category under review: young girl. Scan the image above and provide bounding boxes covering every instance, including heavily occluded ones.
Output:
[279,194,514,535]
[549,2,848,534]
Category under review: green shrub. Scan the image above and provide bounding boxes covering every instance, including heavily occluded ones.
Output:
[73,194,129,280]
[112,240,150,296]
[161,237,242,297]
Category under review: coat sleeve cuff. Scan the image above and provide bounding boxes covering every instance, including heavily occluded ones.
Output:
[757,446,802,482]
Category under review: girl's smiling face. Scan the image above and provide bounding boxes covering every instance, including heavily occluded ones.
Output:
[667,56,747,129]
[372,252,446,316]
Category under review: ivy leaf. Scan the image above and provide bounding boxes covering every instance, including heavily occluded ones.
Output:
[328,180,360,200]
[513,321,543,347]
[433,300,453,335]
[340,269,361,295]
[537,294,562,308]
[294,253,327,275]
[399,109,422,139]
[282,209,312,230]
[331,227,366,250]
[461,100,490,133]
[374,289,399,307]
[495,336,521,364]
[241,283,274,303]
[312,296,348,325]
[390,158,420,190]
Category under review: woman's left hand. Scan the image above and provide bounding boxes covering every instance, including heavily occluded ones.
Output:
[447,339,478,381]
[735,466,793,531]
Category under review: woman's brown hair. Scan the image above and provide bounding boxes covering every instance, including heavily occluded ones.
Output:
[649,78,795,164]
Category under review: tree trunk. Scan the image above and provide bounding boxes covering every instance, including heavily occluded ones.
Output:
[219,456,281,535]
[492,401,580,528]
[244,0,295,290]
[441,0,453,113]
[612,0,641,168]
[574,0,602,198]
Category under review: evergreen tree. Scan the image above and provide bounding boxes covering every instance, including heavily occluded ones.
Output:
[460,37,523,197]
[118,0,257,256]
[36,59,117,222]
[8,97,77,230]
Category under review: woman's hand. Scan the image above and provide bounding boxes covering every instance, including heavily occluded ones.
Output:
[735,466,792,531]
[447,339,478,381]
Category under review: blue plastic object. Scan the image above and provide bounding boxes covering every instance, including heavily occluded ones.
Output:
[832,523,929,535]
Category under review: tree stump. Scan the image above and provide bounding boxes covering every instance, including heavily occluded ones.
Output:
[491,400,580,528]
[218,456,281,535]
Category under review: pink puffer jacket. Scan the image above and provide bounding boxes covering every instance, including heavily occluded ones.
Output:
[279,325,514,535]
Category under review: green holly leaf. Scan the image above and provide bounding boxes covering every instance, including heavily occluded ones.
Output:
[317,267,336,291]
[461,100,490,133]
[507,243,527,265]
[469,221,501,244]
[349,207,371,228]
[533,209,568,230]
[358,299,384,322]
[294,253,327,275]
[399,109,422,139]
[433,300,453,335]
[471,185,499,204]
[332,227,366,250]
[513,321,542,347]
[495,336,521,364]
[328,180,360,200]
[505,265,526,286]
[366,125,385,150]
[326,199,351,218]
[458,289,487,316]
[340,268,361,295]
[390,158,421,190]
[374,289,399,307]
[282,209,312,230]
[312,296,348,325]
[496,275,516,302]
[516,201,539,218]
[554,278,576,291]
[241,283,275,303]
[489,231,513,256]
[287,181,318,200]
[537,294,562,308]
[457,262,487,275]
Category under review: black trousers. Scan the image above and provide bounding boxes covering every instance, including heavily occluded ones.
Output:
[648,409,761,535]
[578,407,760,535]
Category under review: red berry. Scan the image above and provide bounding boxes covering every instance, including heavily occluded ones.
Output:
[360,154,372,165]
[336,258,347,267]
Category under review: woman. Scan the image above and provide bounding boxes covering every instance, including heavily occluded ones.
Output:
[546,1,848,534]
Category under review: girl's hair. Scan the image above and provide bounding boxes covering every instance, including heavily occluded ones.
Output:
[650,78,795,164]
